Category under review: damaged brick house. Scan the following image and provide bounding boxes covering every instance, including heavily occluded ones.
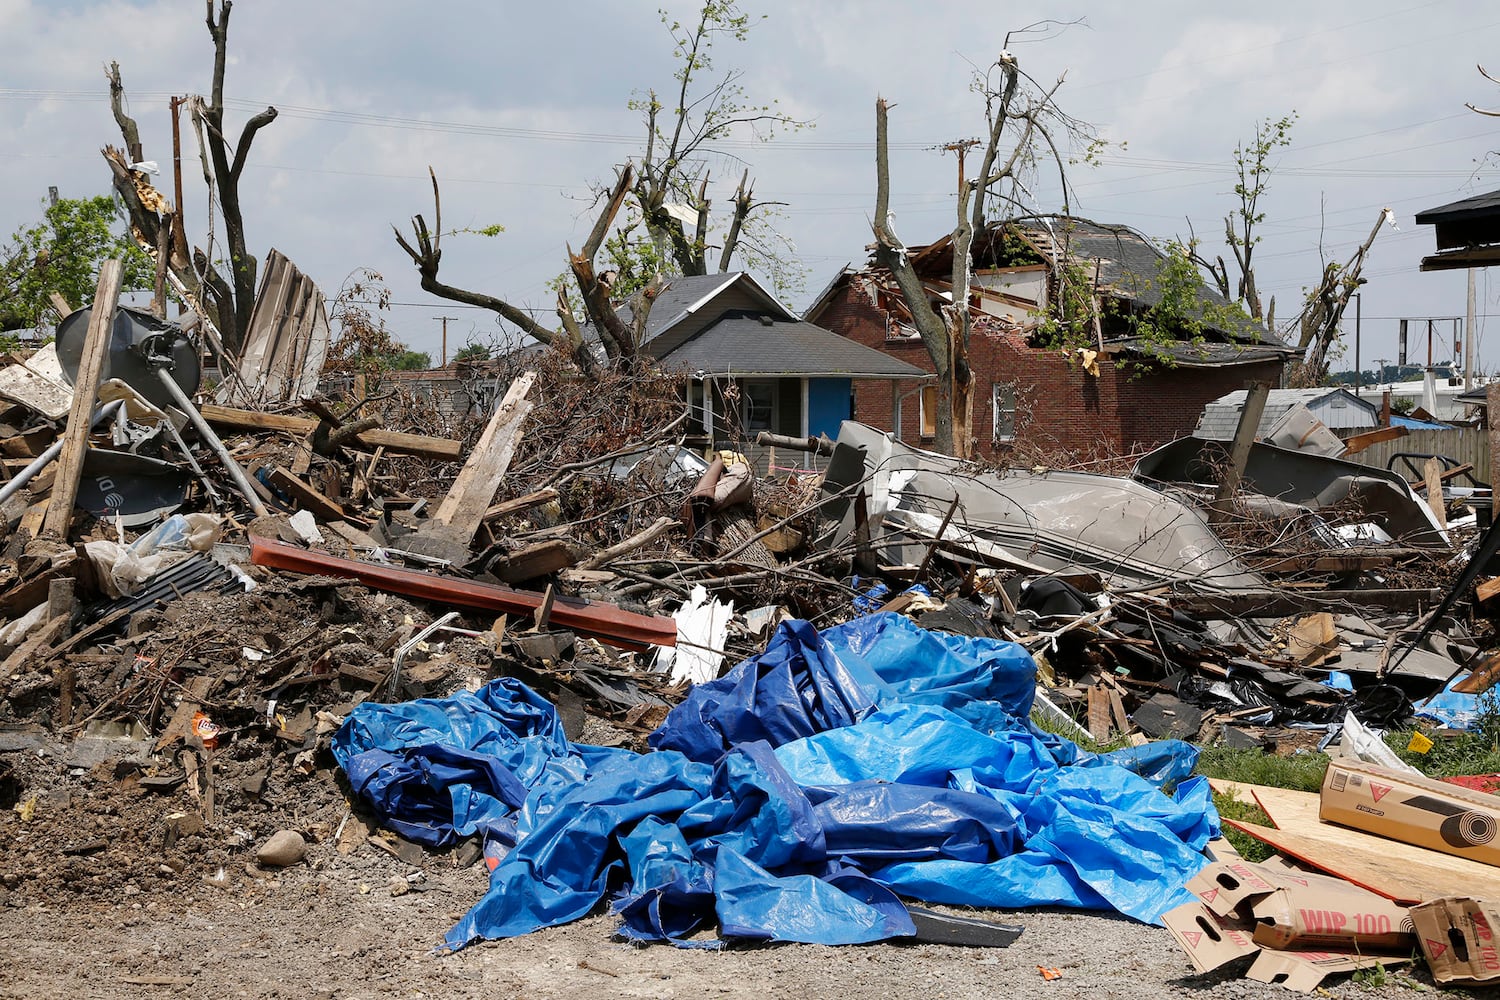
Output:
[805,217,1296,459]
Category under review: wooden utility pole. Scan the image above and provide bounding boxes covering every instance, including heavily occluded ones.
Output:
[42,261,124,538]
[941,139,980,196]
[433,315,457,367]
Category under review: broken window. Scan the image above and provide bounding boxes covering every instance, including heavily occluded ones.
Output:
[919,385,937,438]
[992,382,1016,443]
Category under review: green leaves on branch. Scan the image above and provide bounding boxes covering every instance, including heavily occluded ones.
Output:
[0,195,154,332]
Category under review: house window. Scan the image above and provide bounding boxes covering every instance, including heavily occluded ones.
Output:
[687,381,714,436]
[741,380,777,433]
[919,385,938,439]
[992,383,1016,442]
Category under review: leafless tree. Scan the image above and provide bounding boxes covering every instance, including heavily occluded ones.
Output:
[872,36,1098,458]
[1289,208,1394,386]
[1468,64,1500,117]
[103,0,275,354]
[394,165,655,376]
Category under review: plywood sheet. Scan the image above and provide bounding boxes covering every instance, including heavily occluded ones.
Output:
[1212,777,1500,903]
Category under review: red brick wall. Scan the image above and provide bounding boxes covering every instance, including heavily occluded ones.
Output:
[815,283,1285,460]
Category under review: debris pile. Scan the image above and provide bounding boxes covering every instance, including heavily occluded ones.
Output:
[7,283,1500,990]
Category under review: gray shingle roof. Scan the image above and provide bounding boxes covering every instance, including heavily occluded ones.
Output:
[656,313,926,378]
[1194,387,1378,439]
[1015,218,1292,349]
[624,272,791,347]
[1416,189,1500,225]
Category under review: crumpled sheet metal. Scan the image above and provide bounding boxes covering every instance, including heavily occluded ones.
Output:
[1134,436,1448,548]
[826,420,1265,592]
[334,612,1218,950]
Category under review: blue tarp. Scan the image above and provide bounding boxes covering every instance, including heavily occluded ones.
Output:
[333,612,1217,950]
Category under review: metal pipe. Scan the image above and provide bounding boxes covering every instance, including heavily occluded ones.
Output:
[152,367,269,517]
[160,413,222,506]
[0,399,126,506]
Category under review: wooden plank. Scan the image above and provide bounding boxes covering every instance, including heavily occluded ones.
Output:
[268,466,349,523]
[1490,383,1500,520]
[1251,547,1425,573]
[1340,424,1407,455]
[1424,456,1449,531]
[1086,684,1111,743]
[1210,379,1269,524]
[493,538,578,585]
[41,260,123,538]
[198,404,462,461]
[324,519,379,550]
[483,488,559,523]
[431,372,535,537]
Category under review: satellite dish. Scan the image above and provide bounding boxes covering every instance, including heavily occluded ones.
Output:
[55,306,201,410]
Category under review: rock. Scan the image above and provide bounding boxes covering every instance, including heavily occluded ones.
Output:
[255,829,307,867]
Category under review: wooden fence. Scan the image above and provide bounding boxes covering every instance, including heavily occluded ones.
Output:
[1349,427,1491,484]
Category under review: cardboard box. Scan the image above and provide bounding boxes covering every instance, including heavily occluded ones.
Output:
[1163,901,1409,992]
[1321,759,1500,866]
[1410,896,1500,985]
[1187,860,1414,951]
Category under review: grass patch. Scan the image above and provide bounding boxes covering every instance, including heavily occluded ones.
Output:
[1196,748,1329,864]
[1194,746,1329,791]
[1211,789,1276,863]
[1382,727,1500,780]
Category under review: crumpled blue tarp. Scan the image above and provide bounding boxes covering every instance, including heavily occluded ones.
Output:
[1414,674,1494,731]
[333,612,1217,951]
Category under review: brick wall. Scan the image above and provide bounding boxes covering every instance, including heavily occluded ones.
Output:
[816,283,1285,460]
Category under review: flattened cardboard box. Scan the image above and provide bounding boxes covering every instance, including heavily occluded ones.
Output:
[1162,901,1407,993]
[1187,860,1414,951]
[1321,759,1500,867]
[1410,896,1500,985]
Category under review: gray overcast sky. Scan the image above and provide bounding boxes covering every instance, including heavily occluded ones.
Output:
[2,0,1497,374]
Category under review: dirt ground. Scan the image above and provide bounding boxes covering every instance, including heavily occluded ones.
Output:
[0,730,1471,1000]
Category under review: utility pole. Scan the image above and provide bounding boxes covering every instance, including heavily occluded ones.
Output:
[1374,358,1389,388]
[941,139,980,196]
[1467,268,1477,391]
[1354,293,1361,400]
[433,315,457,366]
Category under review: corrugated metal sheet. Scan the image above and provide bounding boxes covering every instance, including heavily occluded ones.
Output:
[217,248,330,405]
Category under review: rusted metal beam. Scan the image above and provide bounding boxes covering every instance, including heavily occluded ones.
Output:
[248,535,676,650]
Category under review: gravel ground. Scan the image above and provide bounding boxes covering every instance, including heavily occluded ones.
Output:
[0,837,1469,1000]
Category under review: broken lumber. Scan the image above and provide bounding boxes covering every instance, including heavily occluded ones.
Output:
[268,467,355,524]
[198,404,462,461]
[482,488,558,523]
[41,260,123,538]
[431,372,535,537]
[492,539,578,585]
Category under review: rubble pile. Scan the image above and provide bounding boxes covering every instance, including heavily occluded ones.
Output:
[7,292,1500,989]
